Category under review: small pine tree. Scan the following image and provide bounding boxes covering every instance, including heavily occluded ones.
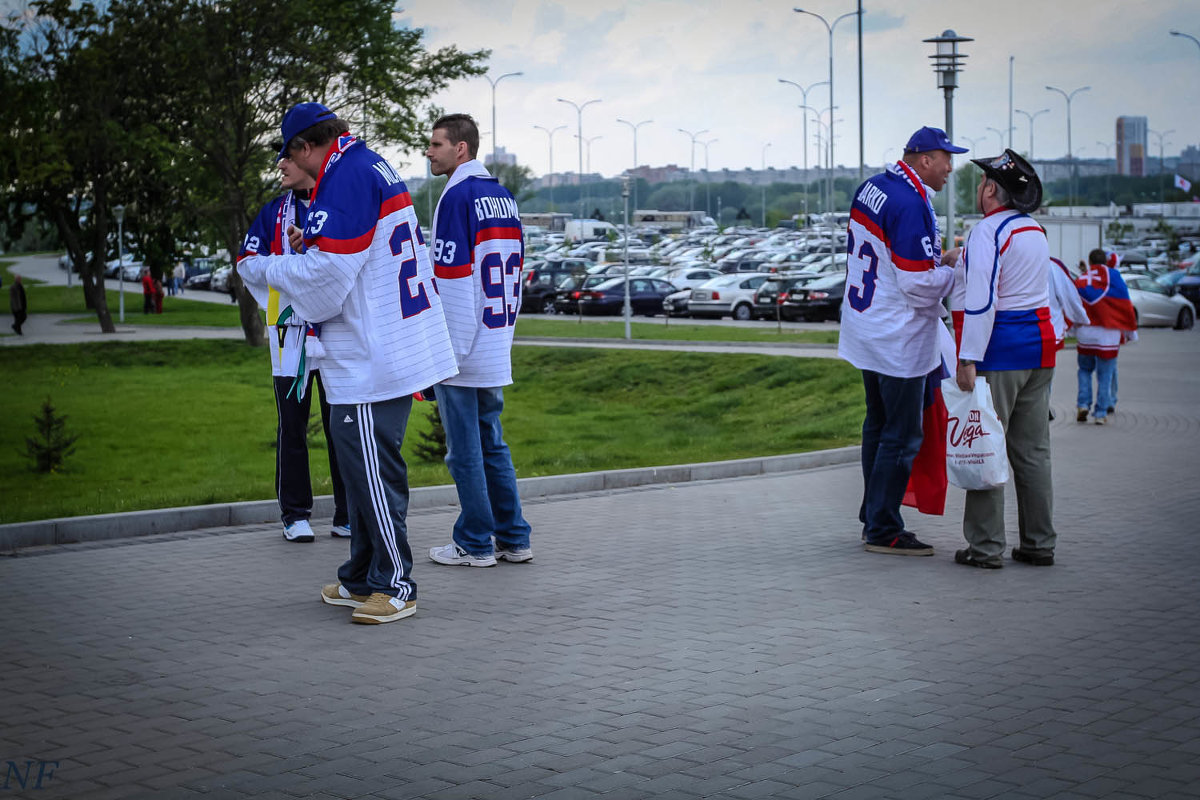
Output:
[24,397,80,473]
[414,402,448,463]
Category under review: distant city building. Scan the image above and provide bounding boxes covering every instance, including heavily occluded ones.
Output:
[1116,116,1148,177]
[484,146,518,168]
[1177,145,1199,179]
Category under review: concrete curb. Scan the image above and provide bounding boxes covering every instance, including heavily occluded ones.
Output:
[515,335,839,350]
[0,447,859,551]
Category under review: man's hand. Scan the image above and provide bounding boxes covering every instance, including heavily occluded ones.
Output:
[287,224,305,253]
[956,361,976,392]
[941,247,961,268]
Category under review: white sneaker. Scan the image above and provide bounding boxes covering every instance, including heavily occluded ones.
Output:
[495,545,533,563]
[283,519,314,542]
[330,524,351,538]
[428,542,496,567]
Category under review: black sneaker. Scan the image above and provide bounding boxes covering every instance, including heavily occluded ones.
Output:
[1012,547,1054,566]
[1076,407,1089,423]
[954,549,1003,569]
[864,532,934,556]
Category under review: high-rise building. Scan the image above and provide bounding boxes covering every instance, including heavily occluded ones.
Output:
[1116,116,1148,176]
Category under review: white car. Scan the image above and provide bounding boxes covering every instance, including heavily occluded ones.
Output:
[1121,273,1195,329]
[687,272,770,321]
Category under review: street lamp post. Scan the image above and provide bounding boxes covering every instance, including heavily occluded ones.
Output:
[778,79,828,226]
[677,127,709,212]
[1096,140,1115,205]
[795,7,860,264]
[1150,129,1175,204]
[924,29,972,250]
[1170,29,1200,55]
[1046,84,1090,215]
[959,135,985,212]
[986,126,1014,153]
[761,142,772,227]
[534,124,566,211]
[1014,108,1050,159]
[621,175,632,340]
[114,204,125,323]
[616,118,652,212]
[484,71,522,166]
[557,97,601,221]
[700,137,718,219]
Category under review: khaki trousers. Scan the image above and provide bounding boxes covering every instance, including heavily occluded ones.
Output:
[962,367,1056,563]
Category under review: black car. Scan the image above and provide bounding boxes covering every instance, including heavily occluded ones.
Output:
[551,274,616,314]
[575,277,677,316]
[752,274,823,319]
[780,274,845,322]
[520,258,591,314]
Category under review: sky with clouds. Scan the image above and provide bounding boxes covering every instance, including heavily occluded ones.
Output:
[389,0,1200,180]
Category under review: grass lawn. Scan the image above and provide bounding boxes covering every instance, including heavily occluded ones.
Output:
[515,316,840,344]
[0,340,863,522]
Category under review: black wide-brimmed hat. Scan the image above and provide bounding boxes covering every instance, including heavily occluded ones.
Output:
[971,149,1042,213]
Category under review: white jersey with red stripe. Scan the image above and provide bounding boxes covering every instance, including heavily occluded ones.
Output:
[236,135,457,404]
[837,162,955,378]
[430,159,522,388]
[951,208,1055,371]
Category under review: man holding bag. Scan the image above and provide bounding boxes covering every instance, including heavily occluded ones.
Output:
[952,150,1057,568]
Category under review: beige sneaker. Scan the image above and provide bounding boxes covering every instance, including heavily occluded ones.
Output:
[321,583,369,608]
[351,593,417,624]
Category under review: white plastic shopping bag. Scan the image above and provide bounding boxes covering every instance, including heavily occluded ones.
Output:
[941,376,1010,490]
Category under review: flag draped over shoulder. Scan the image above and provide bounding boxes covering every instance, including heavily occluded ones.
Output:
[1075,265,1137,332]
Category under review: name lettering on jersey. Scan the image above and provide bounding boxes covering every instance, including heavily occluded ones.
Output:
[856,183,888,215]
[371,160,403,186]
[473,195,519,222]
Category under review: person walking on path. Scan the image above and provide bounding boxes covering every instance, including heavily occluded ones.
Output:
[237,102,458,625]
[1073,248,1137,425]
[140,268,154,314]
[9,274,27,335]
[952,149,1057,569]
[237,144,350,544]
[423,114,533,568]
[838,126,963,557]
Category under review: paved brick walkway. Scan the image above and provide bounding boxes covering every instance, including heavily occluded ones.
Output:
[2,329,1199,799]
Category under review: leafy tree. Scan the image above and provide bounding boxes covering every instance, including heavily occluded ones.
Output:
[1,0,488,343]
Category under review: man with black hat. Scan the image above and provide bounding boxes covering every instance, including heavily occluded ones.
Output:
[952,149,1057,568]
[839,126,965,556]
[237,102,459,623]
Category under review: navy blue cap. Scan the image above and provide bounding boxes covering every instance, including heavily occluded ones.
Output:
[904,126,969,154]
[279,102,338,159]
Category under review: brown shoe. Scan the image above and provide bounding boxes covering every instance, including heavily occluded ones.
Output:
[321,583,368,608]
[351,593,417,624]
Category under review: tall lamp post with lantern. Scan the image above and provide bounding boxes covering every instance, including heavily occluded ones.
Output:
[923,29,972,250]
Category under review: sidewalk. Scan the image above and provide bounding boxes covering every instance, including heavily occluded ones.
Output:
[2,328,1199,798]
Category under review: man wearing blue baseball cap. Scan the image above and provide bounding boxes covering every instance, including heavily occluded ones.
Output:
[838,126,968,557]
[238,101,459,624]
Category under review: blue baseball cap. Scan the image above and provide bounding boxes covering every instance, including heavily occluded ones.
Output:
[904,126,969,154]
[279,102,338,159]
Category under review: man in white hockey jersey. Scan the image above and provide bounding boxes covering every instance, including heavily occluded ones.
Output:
[838,127,963,556]
[952,149,1057,568]
[237,147,349,545]
[238,102,459,623]
[423,113,532,568]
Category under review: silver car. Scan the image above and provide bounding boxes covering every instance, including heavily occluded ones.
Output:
[687,273,770,321]
[1122,273,1195,329]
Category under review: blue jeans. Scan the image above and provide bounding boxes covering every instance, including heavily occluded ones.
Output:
[435,384,531,556]
[859,370,926,543]
[1077,353,1116,418]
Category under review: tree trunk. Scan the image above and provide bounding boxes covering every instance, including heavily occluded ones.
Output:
[231,269,266,346]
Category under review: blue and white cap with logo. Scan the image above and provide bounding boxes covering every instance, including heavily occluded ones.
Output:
[904,126,969,154]
[279,102,338,159]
